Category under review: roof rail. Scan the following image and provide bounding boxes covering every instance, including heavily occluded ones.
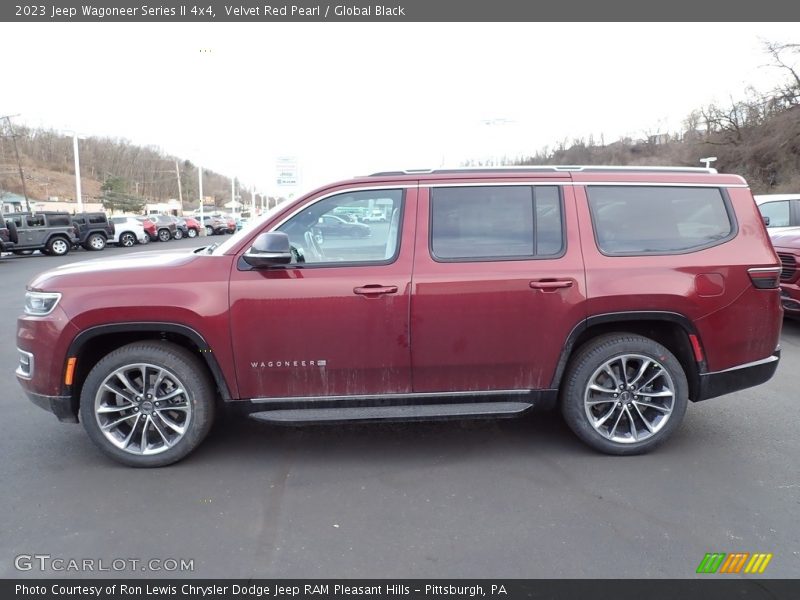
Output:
[368,165,719,176]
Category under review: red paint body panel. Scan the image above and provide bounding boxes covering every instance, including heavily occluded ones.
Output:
[574,185,782,371]
[410,184,587,392]
[228,187,418,398]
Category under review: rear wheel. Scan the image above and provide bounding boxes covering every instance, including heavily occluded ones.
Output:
[205,226,214,236]
[119,232,136,247]
[47,236,70,256]
[560,333,688,455]
[173,229,184,240]
[79,341,215,467]
[84,233,106,251]
[187,228,198,238]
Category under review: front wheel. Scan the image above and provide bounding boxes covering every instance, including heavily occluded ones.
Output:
[187,228,198,238]
[560,333,688,455]
[79,341,215,467]
[158,229,171,242]
[205,226,214,236]
[173,229,184,240]
[119,232,136,247]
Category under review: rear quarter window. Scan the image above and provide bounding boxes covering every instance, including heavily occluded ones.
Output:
[587,186,735,255]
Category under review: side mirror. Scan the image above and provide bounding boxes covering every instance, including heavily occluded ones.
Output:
[243,232,292,268]
[762,215,770,227]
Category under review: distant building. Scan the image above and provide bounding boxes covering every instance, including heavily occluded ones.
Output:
[0,191,26,213]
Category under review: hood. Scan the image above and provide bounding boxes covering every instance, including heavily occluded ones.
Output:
[28,248,207,291]
[769,227,800,249]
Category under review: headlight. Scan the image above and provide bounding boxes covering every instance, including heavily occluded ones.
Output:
[24,291,62,316]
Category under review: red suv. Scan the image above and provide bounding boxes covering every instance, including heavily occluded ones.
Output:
[769,228,800,316]
[16,166,783,466]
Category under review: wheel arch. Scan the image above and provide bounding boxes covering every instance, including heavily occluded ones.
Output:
[65,323,233,418]
[550,312,704,403]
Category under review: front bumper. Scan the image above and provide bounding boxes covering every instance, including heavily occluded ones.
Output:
[696,350,781,402]
[780,285,800,314]
[24,389,78,423]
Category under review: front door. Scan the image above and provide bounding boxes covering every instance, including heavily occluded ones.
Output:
[229,186,417,399]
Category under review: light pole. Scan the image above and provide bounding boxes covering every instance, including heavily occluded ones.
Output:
[198,163,205,235]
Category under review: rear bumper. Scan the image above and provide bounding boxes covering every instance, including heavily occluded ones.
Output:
[696,350,780,402]
[24,389,78,423]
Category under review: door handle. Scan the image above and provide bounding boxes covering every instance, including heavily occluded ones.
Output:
[353,285,398,296]
[529,279,573,290]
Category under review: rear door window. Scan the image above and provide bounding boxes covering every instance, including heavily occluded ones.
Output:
[587,186,735,255]
[429,185,564,261]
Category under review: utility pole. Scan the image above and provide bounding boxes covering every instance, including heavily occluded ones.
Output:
[1,114,31,212]
[198,163,205,235]
[231,177,236,218]
[72,132,83,211]
[174,160,183,207]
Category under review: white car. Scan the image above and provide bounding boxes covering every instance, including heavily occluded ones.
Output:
[755,194,800,235]
[110,216,149,247]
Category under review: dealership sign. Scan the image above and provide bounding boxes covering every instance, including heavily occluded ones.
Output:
[276,157,298,186]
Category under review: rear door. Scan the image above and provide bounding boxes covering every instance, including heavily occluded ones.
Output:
[410,180,587,393]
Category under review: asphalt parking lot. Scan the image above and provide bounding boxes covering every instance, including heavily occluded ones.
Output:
[1,238,798,579]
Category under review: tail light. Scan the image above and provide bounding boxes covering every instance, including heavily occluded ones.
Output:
[748,267,781,289]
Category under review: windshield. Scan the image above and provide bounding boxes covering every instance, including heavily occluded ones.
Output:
[209,203,286,256]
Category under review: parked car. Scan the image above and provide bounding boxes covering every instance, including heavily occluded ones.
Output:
[110,216,149,247]
[16,166,783,467]
[71,212,115,251]
[140,215,176,242]
[201,215,228,236]
[3,211,80,256]
[135,217,157,241]
[0,220,17,252]
[315,214,371,238]
[178,216,201,238]
[768,227,800,317]
[223,214,236,234]
[361,209,388,223]
[755,194,800,234]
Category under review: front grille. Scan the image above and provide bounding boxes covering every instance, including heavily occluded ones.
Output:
[777,253,797,281]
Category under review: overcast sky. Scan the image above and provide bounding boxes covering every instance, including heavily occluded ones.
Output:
[1,22,797,195]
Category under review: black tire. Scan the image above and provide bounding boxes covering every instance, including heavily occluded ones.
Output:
[158,229,171,242]
[118,232,136,247]
[6,220,19,244]
[47,236,71,256]
[79,341,215,467]
[560,333,688,455]
[83,233,106,251]
[173,228,184,240]
[187,228,198,238]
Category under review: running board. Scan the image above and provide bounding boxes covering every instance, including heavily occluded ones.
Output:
[248,401,534,424]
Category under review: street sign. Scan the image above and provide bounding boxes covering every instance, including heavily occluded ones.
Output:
[276,157,298,187]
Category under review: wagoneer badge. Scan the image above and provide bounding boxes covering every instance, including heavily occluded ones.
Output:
[250,360,328,368]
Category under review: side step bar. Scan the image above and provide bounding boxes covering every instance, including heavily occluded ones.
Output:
[248,401,534,425]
